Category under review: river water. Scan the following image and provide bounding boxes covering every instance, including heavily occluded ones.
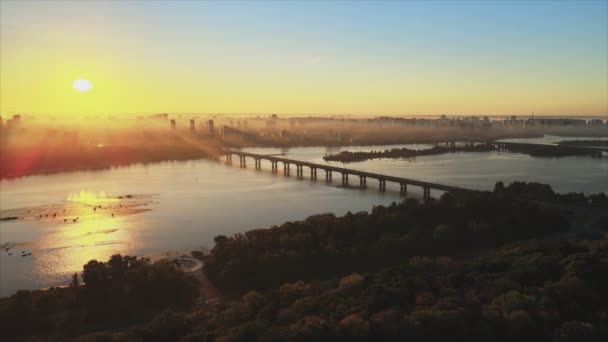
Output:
[1,139,607,296]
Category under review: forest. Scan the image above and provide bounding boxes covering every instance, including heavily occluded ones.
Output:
[495,181,608,207]
[150,237,608,342]
[4,238,607,341]
[203,187,569,294]
[0,255,199,340]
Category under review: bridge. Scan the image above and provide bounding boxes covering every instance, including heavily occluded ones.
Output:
[223,150,482,200]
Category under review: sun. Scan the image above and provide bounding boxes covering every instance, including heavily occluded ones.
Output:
[73,79,93,92]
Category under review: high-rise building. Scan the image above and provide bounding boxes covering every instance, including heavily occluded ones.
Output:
[208,120,215,135]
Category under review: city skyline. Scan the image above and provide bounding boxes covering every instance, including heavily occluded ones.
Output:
[1,0,607,117]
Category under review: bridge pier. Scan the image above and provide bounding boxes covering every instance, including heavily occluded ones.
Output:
[422,187,431,200]
[239,156,246,168]
[379,179,386,192]
[271,161,278,173]
[226,154,233,164]
[284,163,290,176]
[296,165,303,179]
[325,170,332,181]
[341,173,349,185]
[359,176,367,188]
[400,183,407,196]
[254,158,261,170]
[310,167,317,180]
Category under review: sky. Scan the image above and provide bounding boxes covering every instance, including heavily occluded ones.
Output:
[1,0,607,117]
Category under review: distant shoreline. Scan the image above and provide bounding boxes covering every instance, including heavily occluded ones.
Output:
[2,130,607,180]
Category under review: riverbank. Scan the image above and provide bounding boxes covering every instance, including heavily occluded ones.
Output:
[0,144,222,179]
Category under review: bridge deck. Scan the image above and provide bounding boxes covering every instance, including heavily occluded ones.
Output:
[225,150,480,194]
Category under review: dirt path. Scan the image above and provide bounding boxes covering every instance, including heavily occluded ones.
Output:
[163,256,222,301]
[192,268,222,302]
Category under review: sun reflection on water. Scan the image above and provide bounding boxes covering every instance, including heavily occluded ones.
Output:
[67,190,116,206]
[27,190,153,284]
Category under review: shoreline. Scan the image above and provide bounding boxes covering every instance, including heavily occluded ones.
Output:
[3,134,607,180]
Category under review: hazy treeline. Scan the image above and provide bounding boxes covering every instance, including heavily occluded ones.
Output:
[0,126,221,178]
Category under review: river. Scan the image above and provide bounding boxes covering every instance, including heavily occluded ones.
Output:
[1,139,607,296]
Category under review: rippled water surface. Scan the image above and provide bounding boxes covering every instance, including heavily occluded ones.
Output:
[1,139,607,296]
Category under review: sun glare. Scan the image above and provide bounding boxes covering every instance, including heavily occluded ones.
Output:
[72,79,93,92]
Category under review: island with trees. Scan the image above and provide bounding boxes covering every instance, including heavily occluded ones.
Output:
[557,140,608,147]
[323,142,605,163]
[323,143,495,163]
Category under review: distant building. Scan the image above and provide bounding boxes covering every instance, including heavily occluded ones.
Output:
[266,120,277,128]
[5,114,22,131]
[328,129,339,141]
[62,131,79,144]
[526,118,586,127]
[221,125,255,141]
[170,119,176,129]
[208,120,215,135]
[588,119,605,127]
[151,113,169,120]
[190,119,196,132]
